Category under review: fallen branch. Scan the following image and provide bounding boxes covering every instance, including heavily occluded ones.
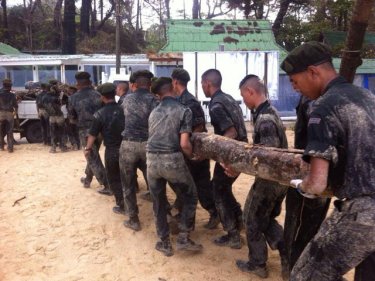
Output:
[12,196,27,207]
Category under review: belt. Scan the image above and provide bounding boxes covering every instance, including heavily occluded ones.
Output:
[122,137,146,142]
[148,150,180,154]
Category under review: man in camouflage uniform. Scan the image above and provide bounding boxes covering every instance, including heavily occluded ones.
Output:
[120,70,158,231]
[147,77,202,257]
[116,82,129,105]
[64,85,80,150]
[36,83,51,145]
[0,79,17,153]
[85,83,126,215]
[171,68,219,229]
[201,69,247,249]
[282,41,375,281]
[43,82,67,153]
[68,71,110,195]
[283,95,331,272]
[231,75,289,279]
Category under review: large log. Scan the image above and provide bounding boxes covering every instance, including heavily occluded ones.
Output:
[191,132,310,186]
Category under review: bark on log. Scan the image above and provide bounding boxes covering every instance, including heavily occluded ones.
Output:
[191,133,310,186]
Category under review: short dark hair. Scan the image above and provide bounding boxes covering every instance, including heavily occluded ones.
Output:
[171,68,190,86]
[201,69,222,88]
[239,74,259,88]
[151,77,173,96]
[239,74,267,96]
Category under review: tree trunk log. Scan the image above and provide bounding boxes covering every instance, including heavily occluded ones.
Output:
[339,0,375,83]
[191,133,309,186]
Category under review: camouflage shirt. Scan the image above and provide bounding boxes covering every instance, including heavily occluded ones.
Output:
[252,100,288,149]
[43,92,63,117]
[68,87,102,130]
[89,101,125,148]
[36,90,48,110]
[178,89,206,131]
[121,88,159,141]
[304,76,375,199]
[0,89,17,112]
[209,90,248,142]
[294,96,313,149]
[147,96,192,153]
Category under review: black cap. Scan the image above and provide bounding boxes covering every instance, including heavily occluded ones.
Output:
[97,83,116,96]
[281,41,332,75]
[171,68,190,83]
[75,71,91,81]
[132,70,154,82]
[151,77,172,95]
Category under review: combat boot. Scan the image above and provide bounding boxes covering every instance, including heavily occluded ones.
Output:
[49,146,56,153]
[80,177,91,188]
[72,143,79,151]
[176,232,203,252]
[213,230,242,249]
[123,215,141,231]
[155,237,173,257]
[204,211,220,229]
[236,260,268,278]
[97,185,113,196]
[278,241,290,281]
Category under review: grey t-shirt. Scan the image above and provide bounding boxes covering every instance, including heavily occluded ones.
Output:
[147,96,192,153]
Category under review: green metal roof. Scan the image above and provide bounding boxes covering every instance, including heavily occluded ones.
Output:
[0,43,21,55]
[161,19,286,53]
[323,31,375,47]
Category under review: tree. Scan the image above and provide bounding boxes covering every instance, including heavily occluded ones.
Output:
[1,0,10,42]
[192,0,200,18]
[54,0,63,48]
[80,0,91,37]
[62,0,76,54]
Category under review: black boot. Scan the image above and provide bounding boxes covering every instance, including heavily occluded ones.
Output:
[97,185,113,196]
[155,237,173,257]
[236,260,268,278]
[213,230,242,249]
[80,177,91,188]
[176,232,203,252]
[204,211,220,229]
[123,215,141,231]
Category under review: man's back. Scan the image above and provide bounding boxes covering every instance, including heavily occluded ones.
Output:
[179,89,206,131]
[69,87,102,129]
[0,90,17,112]
[122,88,158,141]
[209,90,247,142]
[306,76,375,199]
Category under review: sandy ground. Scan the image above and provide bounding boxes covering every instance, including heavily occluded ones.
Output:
[0,130,354,281]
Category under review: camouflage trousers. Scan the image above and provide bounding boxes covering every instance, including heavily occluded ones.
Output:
[119,140,148,218]
[243,178,288,265]
[284,188,330,270]
[0,111,14,150]
[79,129,108,186]
[38,109,50,145]
[212,163,242,233]
[147,152,198,239]
[105,146,124,207]
[49,115,66,149]
[291,196,375,281]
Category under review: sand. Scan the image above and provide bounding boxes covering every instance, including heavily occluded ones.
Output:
[0,131,354,281]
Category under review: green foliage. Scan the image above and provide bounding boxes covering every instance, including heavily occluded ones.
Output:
[144,24,167,52]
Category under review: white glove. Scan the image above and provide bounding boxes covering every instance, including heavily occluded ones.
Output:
[290,179,318,199]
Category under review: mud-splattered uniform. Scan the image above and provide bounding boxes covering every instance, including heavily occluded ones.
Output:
[36,90,51,145]
[0,88,17,151]
[119,88,159,218]
[243,100,288,266]
[284,96,331,270]
[147,96,197,240]
[89,101,125,209]
[68,87,107,186]
[209,90,247,233]
[173,89,216,217]
[43,91,67,150]
[291,76,375,281]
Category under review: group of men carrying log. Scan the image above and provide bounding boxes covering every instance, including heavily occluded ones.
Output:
[2,41,373,280]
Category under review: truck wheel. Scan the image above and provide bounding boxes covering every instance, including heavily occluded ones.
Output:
[25,121,43,143]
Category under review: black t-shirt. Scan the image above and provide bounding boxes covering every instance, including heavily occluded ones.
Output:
[178,89,206,131]
[147,96,192,153]
[304,76,375,199]
[121,88,159,141]
[252,100,288,149]
[0,89,17,112]
[294,96,313,150]
[89,102,125,148]
[208,90,248,142]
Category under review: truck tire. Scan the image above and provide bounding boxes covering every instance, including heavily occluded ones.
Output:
[25,121,43,143]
